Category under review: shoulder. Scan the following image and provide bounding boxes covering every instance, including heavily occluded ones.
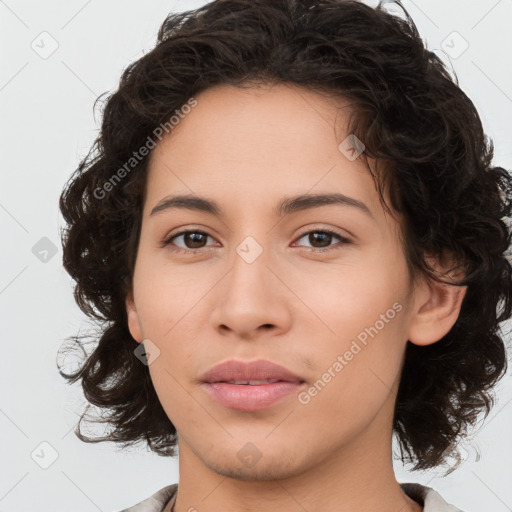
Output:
[401,483,466,512]
[116,483,178,512]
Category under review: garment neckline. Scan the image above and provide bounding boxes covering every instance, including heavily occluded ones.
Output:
[160,482,427,512]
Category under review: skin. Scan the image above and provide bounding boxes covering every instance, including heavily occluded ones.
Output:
[125,82,467,512]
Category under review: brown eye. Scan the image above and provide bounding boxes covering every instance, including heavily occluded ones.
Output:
[181,232,208,249]
[294,229,351,251]
[307,232,332,248]
[164,230,214,251]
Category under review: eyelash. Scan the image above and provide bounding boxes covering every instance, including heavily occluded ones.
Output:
[162,227,352,255]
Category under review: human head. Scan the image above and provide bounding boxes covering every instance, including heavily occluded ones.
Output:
[58,0,512,473]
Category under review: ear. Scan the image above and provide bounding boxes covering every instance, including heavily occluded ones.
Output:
[125,289,144,343]
[407,256,467,346]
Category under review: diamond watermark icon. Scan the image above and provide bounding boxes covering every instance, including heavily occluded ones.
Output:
[441,31,469,59]
[237,442,263,468]
[338,134,365,161]
[32,236,58,263]
[31,441,59,469]
[31,31,59,59]
[236,236,263,264]
[134,338,161,365]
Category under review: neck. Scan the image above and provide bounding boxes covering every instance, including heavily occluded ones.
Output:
[170,410,423,512]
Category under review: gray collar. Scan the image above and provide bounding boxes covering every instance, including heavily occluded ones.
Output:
[119,482,465,512]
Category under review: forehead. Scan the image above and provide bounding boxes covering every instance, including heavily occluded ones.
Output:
[151,82,352,159]
[144,83,388,227]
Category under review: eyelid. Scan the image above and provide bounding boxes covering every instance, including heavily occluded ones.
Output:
[294,224,352,242]
[163,223,217,241]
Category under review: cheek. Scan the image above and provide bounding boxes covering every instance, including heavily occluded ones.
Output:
[295,316,407,445]
[291,259,408,414]
[290,254,405,341]
[133,255,218,338]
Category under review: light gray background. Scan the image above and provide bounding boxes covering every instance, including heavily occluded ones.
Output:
[1,1,511,511]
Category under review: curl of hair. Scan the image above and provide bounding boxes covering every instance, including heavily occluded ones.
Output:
[58,0,512,470]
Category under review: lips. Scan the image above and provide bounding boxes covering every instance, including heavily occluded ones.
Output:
[200,359,306,411]
[199,359,306,411]
[200,359,305,384]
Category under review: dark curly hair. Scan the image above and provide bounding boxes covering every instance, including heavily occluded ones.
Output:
[58,0,512,472]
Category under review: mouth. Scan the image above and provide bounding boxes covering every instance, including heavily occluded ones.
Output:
[215,379,297,385]
[200,359,306,411]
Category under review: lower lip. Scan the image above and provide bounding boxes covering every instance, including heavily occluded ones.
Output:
[202,381,304,411]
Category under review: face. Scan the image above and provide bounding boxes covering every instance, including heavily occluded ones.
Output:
[125,83,425,480]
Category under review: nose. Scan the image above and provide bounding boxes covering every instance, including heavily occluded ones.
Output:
[210,242,293,341]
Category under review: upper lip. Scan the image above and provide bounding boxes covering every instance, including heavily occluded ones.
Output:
[200,359,305,383]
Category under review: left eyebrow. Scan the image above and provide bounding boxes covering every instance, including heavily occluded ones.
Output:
[276,192,374,220]
[149,192,375,221]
